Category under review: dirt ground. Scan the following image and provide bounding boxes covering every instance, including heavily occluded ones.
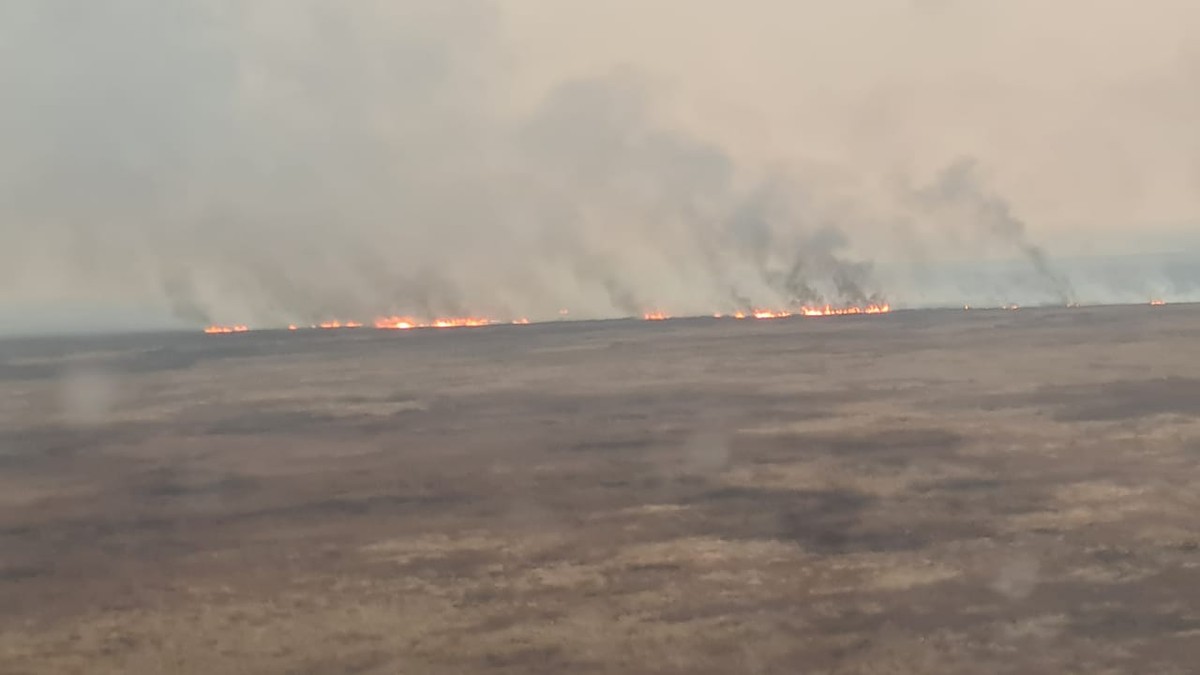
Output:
[2,305,1199,674]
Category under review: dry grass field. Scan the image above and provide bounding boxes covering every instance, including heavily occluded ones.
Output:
[2,305,1200,674]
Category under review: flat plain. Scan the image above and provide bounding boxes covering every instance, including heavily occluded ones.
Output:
[2,305,1200,674]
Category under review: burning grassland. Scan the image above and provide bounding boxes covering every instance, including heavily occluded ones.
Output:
[202,325,249,334]
[204,304,894,334]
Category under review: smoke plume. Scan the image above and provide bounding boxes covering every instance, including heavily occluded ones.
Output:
[912,158,1076,304]
[2,1,1197,329]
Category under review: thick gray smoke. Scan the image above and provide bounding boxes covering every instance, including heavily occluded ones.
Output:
[0,2,883,325]
[1,1,1196,330]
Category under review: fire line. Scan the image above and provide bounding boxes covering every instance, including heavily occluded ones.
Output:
[204,304,895,334]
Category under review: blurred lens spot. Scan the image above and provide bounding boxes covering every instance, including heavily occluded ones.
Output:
[58,366,117,425]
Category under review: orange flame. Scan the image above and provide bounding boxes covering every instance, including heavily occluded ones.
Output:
[434,317,492,328]
[374,316,417,330]
[712,304,891,320]
[373,316,494,330]
[209,303,896,335]
[1150,299,1166,306]
[799,303,890,317]
[204,325,249,334]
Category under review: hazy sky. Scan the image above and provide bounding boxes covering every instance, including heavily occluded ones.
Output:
[2,1,1198,331]
[508,1,1200,236]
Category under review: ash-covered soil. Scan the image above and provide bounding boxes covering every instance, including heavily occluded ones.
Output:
[2,305,1200,674]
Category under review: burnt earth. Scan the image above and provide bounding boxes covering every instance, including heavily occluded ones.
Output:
[2,305,1200,674]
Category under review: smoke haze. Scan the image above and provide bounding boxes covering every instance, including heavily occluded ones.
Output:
[2,1,1198,330]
